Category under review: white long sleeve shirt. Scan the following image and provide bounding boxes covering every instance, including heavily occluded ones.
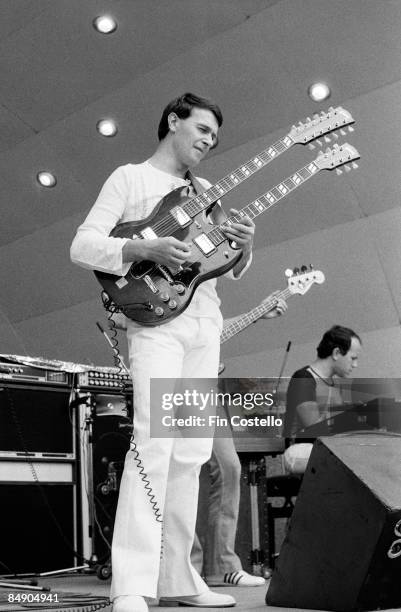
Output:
[71,161,251,320]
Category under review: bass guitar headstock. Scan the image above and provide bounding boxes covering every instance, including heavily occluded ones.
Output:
[286,265,325,295]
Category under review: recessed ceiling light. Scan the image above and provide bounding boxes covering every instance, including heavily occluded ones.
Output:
[37,171,57,188]
[93,15,118,34]
[96,119,118,137]
[308,82,331,102]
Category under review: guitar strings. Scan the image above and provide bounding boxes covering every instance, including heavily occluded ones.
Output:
[135,136,291,238]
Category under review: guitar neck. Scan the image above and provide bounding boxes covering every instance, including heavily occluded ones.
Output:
[183,134,295,218]
[209,159,320,247]
[221,287,292,344]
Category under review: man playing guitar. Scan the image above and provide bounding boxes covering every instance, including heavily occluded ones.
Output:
[71,92,255,612]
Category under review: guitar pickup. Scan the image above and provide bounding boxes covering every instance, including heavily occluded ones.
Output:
[193,233,216,256]
[170,206,192,227]
[140,227,158,240]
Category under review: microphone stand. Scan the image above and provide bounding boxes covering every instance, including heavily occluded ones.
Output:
[273,340,292,405]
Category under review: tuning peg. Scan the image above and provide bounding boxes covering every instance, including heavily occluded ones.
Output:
[285,268,293,278]
[352,161,359,169]
[344,165,351,172]
[316,139,323,147]
[348,125,354,132]
[291,124,297,130]
[333,143,340,150]
[309,264,314,270]
[293,267,300,275]
[336,168,343,176]
[328,106,334,112]
[340,129,346,136]
[324,136,331,143]
[308,143,316,150]
[332,132,339,139]
[325,147,332,153]
[306,117,311,122]
[301,265,308,272]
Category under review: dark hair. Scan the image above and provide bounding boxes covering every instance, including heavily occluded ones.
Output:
[157,92,223,147]
[317,325,362,359]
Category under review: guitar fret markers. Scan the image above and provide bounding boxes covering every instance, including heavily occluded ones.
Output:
[205,159,320,247]
[180,135,294,221]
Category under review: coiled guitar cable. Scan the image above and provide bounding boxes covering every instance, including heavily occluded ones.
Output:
[99,302,164,539]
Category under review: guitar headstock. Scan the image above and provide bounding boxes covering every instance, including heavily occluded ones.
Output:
[289,106,354,146]
[286,266,325,295]
[314,142,360,173]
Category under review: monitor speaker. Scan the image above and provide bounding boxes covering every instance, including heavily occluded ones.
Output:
[266,434,401,611]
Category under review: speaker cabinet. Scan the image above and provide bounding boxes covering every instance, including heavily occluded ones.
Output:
[0,383,78,573]
[92,413,131,563]
[267,434,401,611]
[79,393,131,564]
[0,462,77,573]
[0,384,75,457]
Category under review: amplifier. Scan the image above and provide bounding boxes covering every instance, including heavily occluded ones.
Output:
[0,383,76,459]
[76,368,131,391]
[0,362,70,385]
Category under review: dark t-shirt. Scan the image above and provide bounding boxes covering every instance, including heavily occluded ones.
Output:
[284,366,343,440]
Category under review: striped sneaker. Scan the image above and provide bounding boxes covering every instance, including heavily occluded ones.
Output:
[209,570,266,587]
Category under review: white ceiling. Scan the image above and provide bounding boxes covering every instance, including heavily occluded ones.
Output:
[1,0,400,370]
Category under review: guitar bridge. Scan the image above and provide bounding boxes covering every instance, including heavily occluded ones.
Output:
[156,265,175,284]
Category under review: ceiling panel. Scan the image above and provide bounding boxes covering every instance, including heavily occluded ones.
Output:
[0,137,94,247]
[0,216,100,322]
[0,0,276,133]
[0,0,53,38]
[0,103,33,153]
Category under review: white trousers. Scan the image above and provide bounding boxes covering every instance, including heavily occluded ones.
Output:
[110,313,221,601]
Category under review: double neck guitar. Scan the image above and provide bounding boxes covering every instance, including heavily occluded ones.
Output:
[95,108,358,326]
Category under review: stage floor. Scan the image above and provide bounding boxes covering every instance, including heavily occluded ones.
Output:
[2,573,401,612]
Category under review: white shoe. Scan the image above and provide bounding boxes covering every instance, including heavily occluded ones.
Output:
[208,570,266,587]
[159,591,236,607]
[113,595,148,612]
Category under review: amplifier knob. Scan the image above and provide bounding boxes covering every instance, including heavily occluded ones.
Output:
[160,292,170,302]
[155,307,164,317]
[168,300,177,309]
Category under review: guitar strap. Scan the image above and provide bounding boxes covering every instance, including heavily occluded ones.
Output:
[186,170,216,218]
[185,170,204,195]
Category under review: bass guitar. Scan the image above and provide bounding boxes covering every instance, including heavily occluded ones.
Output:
[96,113,356,326]
[220,266,325,344]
